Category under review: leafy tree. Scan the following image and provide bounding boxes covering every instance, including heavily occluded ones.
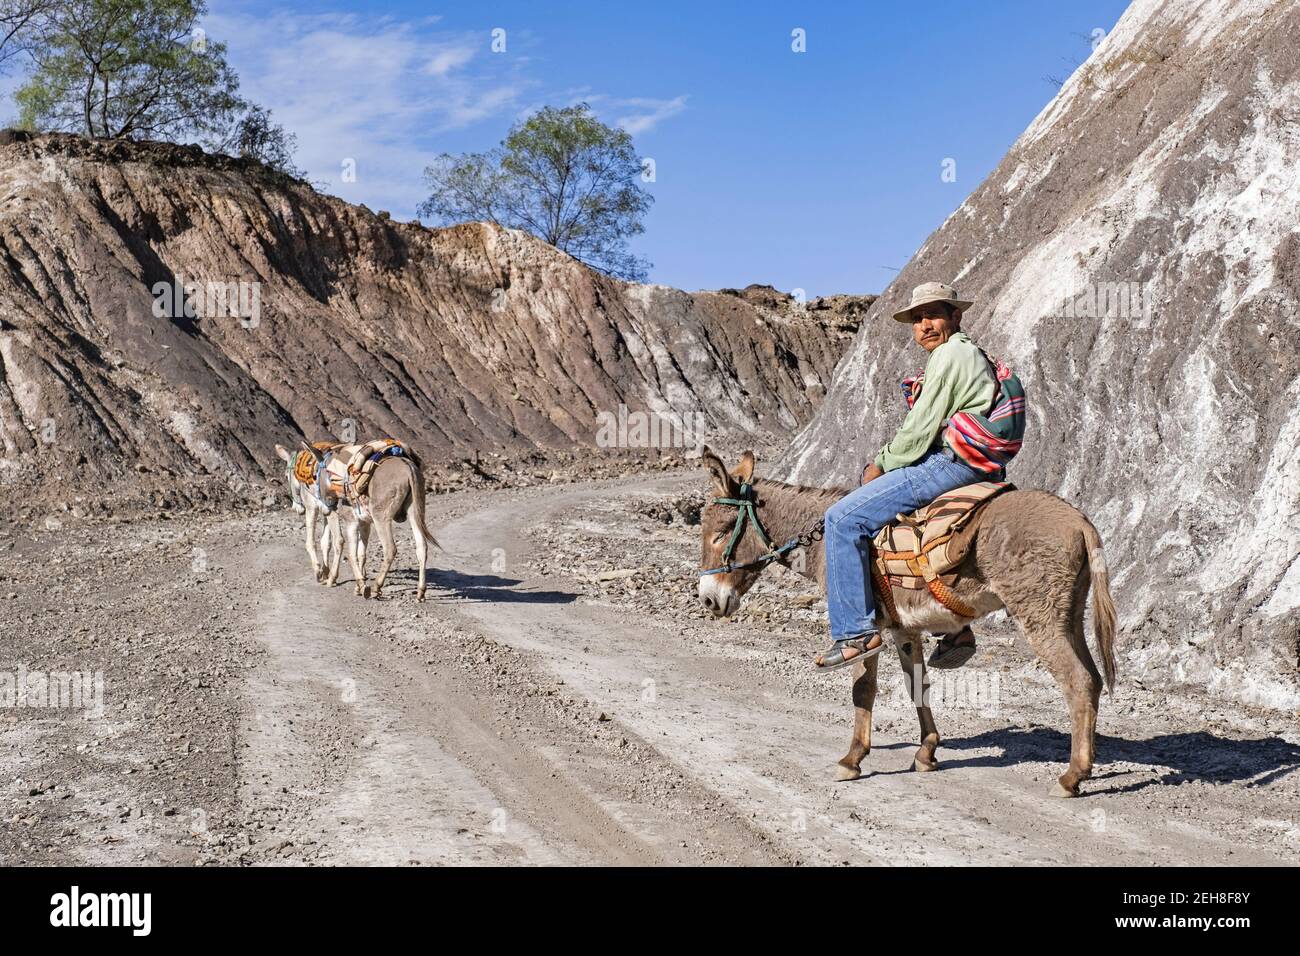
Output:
[220,103,304,177]
[420,104,654,281]
[14,0,241,141]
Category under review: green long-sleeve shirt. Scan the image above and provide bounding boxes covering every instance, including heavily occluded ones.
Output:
[874,331,997,472]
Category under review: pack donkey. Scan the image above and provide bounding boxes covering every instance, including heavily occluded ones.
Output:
[276,441,343,585]
[696,447,1118,797]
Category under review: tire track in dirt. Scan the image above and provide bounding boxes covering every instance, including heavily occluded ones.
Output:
[231,511,786,865]
[239,584,577,864]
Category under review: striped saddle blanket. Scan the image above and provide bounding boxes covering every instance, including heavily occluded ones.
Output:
[292,441,339,484]
[872,481,1014,616]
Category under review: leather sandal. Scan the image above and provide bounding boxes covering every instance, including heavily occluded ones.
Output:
[815,633,885,671]
[928,627,977,669]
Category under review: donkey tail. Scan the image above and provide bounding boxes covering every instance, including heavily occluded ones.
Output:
[401,456,443,552]
[1082,519,1118,693]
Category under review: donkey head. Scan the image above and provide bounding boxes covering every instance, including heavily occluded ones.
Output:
[697,445,770,618]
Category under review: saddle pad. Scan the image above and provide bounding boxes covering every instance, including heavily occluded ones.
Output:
[345,439,408,498]
[292,451,315,484]
[873,481,1013,584]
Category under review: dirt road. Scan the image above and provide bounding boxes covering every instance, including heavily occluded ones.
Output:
[3,472,1297,865]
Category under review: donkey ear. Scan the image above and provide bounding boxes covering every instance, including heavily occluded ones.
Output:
[299,439,321,461]
[274,443,291,463]
[701,445,735,496]
[730,450,756,485]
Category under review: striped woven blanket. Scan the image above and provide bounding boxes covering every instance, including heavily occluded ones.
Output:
[903,349,1027,474]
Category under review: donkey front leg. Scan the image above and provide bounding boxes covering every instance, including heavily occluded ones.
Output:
[303,508,325,581]
[835,654,879,781]
[896,633,941,771]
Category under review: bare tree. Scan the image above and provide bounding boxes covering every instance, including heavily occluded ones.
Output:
[0,0,51,70]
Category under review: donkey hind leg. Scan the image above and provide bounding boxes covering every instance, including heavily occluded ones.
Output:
[357,522,372,595]
[370,518,399,599]
[1006,569,1102,797]
[346,520,368,597]
[894,630,940,771]
[1057,567,1103,796]
[410,516,428,603]
[835,654,880,781]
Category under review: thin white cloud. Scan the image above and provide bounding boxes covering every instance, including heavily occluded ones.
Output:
[424,44,475,78]
[514,90,690,137]
[614,95,688,135]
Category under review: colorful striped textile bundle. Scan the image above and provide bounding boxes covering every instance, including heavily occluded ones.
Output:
[902,351,1026,475]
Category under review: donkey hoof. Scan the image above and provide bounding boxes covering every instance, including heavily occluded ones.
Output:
[416,590,426,603]
[1051,780,1079,798]
[834,763,862,782]
[912,755,940,773]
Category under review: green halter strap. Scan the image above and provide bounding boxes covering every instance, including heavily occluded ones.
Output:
[701,483,802,576]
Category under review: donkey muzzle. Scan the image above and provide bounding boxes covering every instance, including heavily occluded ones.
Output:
[698,575,738,617]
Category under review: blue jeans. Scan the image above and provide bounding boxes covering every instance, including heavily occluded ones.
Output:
[824,447,989,641]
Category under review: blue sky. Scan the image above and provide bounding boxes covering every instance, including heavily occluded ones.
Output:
[10,1,1133,294]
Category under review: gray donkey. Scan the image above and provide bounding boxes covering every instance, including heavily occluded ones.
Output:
[696,447,1118,798]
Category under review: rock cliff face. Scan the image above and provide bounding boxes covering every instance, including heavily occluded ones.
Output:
[778,0,1300,709]
[0,132,865,505]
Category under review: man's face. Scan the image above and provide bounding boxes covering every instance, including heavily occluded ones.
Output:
[912,304,961,352]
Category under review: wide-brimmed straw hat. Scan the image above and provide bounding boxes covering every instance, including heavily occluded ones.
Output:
[891,281,974,322]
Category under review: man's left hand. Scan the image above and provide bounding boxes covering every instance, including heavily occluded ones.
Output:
[862,463,884,485]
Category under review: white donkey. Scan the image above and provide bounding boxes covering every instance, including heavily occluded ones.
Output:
[275,442,370,593]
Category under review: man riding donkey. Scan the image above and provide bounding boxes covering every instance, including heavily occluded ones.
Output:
[814,281,1024,672]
